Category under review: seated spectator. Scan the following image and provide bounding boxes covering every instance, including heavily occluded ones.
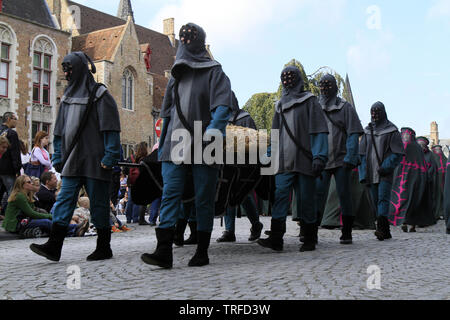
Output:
[109,200,131,232]
[117,190,128,215]
[34,172,57,213]
[2,175,88,237]
[73,196,91,224]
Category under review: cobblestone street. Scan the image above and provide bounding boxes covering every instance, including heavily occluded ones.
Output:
[1,216,449,300]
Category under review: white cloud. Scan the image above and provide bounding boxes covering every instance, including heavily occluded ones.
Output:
[148,0,347,53]
[428,0,450,19]
[347,30,394,76]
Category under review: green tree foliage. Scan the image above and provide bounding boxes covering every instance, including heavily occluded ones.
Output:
[243,59,352,131]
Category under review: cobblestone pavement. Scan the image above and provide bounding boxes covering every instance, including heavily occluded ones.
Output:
[0,216,449,300]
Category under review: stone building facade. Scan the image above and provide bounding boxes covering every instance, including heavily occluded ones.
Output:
[0,0,71,148]
[47,0,178,157]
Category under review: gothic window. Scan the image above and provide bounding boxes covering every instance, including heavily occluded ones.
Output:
[0,25,13,98]
[33,38,54,105]
[122,68,134,110]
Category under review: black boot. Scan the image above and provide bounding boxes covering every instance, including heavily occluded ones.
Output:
[87,227,113,261]
[173,219,188,247]
[248,221,264,241]
[312,223,319,244]
[216,230,236,242]
[138,206,150,225]
[299,220,305,243]
[300,223,316,252]
[257,219,285,251]
[375,216,388,241]
[340,216,354,245]
[141,228,175,269]
[183,221,198,245]
[188,231,211,267]
[29,223,67,262]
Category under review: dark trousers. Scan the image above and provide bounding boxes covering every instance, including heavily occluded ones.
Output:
[315,167,354,224]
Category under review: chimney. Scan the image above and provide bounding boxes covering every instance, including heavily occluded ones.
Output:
[430,121,439,146]
[163,18,175,46]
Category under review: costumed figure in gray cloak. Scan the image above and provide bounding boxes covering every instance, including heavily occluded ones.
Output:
[30,52,121,261]
[417,137,441,224]
[216,92,264,243]
[313,74,364,245]
[141,23,233,268]
[359,102,403,241]
[388,128,435,233]
[257,66,329,252]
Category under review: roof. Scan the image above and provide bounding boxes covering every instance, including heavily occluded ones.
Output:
[68,1,177,74]
[152,73,169,111]
[2,0,56,28]
[135,25,177,74]
[72,25,126,62]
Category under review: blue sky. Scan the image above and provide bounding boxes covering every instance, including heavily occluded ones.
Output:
[76,0,450,138]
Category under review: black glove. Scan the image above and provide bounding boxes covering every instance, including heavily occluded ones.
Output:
[342,161,357,170]
[53,162,63,174]
[378,167,391,177]
[312,159,325,178]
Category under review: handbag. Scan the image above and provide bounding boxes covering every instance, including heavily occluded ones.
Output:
[23,148,46,179]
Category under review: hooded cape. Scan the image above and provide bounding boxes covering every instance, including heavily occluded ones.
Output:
[159,23,232,164]
[54,53,120,182]
[319,96,364,169]
[272,66,329,176]
[388,128,435,227]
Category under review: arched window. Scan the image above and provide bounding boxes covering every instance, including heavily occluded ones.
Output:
[122,68,134,110]
[32,38,54,105]
[0,25,14,98]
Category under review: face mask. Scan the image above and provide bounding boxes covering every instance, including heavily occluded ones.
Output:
[319,75,338,98]
[62,62,73,81]
[416,139,429,152]
[179,24,204,54]
[281,70,299,89]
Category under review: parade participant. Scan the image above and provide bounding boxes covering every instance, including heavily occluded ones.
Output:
[432,145,447,219]
[417,137,441,223]
[29,51,121,262]
[217,92,263,243]
[173,201,197,246]
[388,127,435,233]
[141,23,233,268]
[257,65,329,252]
[313,74,363,245]
[444,158,450,234]
[359,102,403,241]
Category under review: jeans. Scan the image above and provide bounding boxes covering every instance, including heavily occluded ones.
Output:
[0,175,16,214]
[149,197,161,224]
[225,194,259,233]
[370,181,392,218]
[52,177,110,229]
[26,219,77,236]
[315,167,354,223]
[271,173,317,224]
[125,188,140,223]
[158,162,218,232]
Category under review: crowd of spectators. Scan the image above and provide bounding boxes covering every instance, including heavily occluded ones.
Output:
[0,112,163,239]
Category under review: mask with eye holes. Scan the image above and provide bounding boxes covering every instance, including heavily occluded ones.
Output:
[61,51,97,99]
[179,23,206,54]
[319,74,338,100]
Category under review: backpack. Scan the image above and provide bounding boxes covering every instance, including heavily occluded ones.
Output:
[127,154,140,186]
